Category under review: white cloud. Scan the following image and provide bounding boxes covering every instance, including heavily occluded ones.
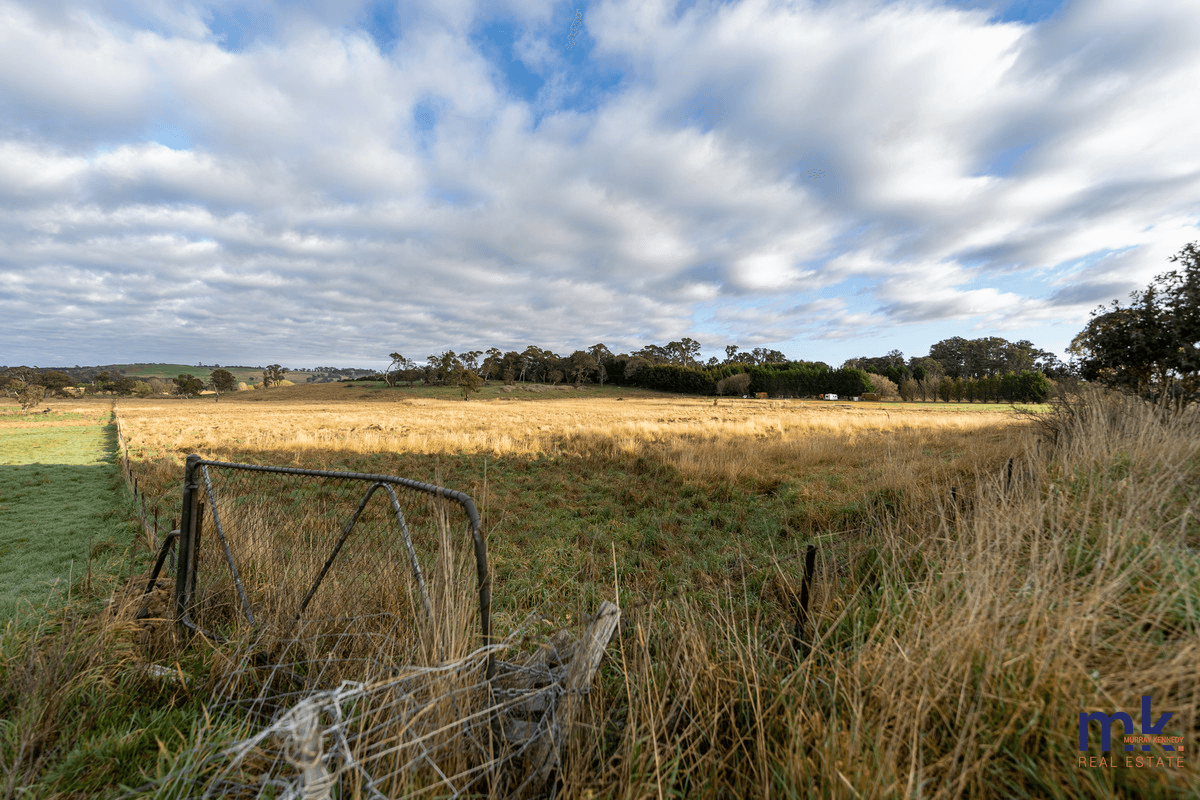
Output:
[0,3,155,132]
[0,142,89,198]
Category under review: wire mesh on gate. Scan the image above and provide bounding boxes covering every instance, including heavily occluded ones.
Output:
[144,623,589,800]
[173,455,492,680]
[143,456,620,798]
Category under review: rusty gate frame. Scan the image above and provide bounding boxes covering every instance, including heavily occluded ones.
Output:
[166,454,493,676]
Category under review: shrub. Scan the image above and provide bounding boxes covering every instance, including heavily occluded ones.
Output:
[866,373,898,398]
[173,374,204,397]
[17,383,45,412]
[39,370,73,395]
[147,377,173,395]
[716,373,752,396]
[112,376,138,396]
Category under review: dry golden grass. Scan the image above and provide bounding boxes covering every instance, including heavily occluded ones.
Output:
[112,385,1029,529]
[113,385,1017,460]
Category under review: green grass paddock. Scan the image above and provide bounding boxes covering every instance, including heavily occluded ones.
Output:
[0,418,135,619]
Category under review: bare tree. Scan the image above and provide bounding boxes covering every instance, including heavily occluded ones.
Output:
[866,373,898,398]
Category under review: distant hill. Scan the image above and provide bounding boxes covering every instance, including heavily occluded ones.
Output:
[104,364,259,381]
[30,364,379,385]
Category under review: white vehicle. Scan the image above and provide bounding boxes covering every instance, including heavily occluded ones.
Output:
[824,393,838,400]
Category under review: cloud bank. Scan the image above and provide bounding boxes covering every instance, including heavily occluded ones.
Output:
[2,0,1198,367]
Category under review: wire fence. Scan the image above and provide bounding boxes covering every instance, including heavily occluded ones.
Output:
[143,602,621,800]
[113,436,825,798]
[124,452,624,798]
[113,411,173,557]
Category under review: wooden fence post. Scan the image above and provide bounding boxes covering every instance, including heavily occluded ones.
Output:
[793,544,817,657]
[526,602,621,792]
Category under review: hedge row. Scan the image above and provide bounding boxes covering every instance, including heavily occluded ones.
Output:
[923,372,1053,403]
[625,362,875,397]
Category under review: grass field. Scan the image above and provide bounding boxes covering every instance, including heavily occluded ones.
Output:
[97,363,267,383]
[0,402,137,618]
[98,363,328,384]
[111,384,1031,612]
[1,385,1197,798]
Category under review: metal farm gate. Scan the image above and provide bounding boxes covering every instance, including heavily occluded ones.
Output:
[137,455,626,798]
[153,454,492,676]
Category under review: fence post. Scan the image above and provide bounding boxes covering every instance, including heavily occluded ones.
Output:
[468,508,493,680]
[175,454,202,623]
[793,544,817,658]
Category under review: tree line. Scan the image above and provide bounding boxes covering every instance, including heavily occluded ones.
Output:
[374,334,1059,403]
[0,337,1076,407]
[0,365,280,403]
[0,336,1062,406]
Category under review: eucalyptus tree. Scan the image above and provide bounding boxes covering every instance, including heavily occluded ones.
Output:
[1070,241,1200,404]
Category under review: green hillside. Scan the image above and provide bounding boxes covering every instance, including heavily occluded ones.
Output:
[99,364,282,383]
[21,364,370,387]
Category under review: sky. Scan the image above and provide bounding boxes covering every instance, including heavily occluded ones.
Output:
[1,0,1198,370]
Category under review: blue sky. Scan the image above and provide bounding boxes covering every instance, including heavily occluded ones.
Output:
[1,0,1198,370]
